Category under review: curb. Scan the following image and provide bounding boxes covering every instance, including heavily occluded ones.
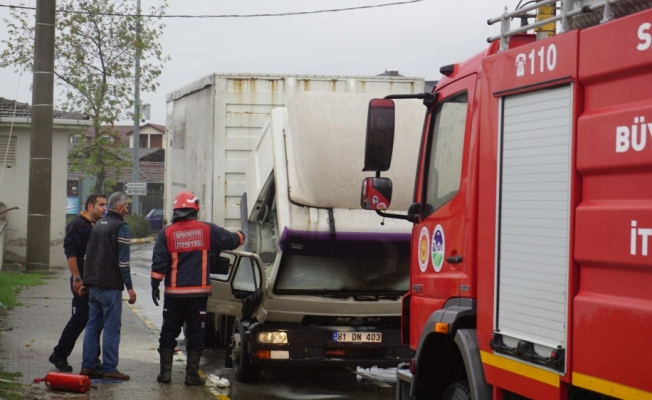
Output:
[130,237,154,244]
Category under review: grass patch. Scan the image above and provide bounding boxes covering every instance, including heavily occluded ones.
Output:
[0,271,46,307]
[0,367,23,400]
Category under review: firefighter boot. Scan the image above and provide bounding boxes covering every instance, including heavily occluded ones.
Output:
[157,348,174,383]
[184,351,206,386]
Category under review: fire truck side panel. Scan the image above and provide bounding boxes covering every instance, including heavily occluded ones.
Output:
[476,31,580,390]
[573,7,652,395]
[483,362,566,400]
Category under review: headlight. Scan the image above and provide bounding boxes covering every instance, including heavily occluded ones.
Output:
[257,331,288,344]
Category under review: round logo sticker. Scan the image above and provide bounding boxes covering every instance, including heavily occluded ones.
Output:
[431,225,445,272]
[418,227,430,272]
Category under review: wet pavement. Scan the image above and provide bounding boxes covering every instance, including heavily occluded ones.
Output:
[0,263,214,399]
[0,242,398,399]
[130,242,397,400]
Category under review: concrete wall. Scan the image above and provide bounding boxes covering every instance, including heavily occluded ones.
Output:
[0,122,88,268]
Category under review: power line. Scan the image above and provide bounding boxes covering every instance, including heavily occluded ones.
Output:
[0,1,428,18]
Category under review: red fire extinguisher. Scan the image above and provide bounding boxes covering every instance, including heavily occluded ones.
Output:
[33,372,91,393]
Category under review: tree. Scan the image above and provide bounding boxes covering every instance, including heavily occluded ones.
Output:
[1,0,168,192]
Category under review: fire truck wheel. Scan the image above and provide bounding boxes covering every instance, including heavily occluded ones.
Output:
[231,318,262,383]
[442,381,471,400]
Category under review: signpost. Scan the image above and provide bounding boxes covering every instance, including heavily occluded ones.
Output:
[126,182,147,196]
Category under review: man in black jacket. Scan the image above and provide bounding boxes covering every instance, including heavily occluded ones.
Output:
[151,191,243,385]
[49,194,106,372]
[79,192,136,381]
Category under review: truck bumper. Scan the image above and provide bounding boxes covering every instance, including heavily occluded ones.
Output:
[244,323,413,368]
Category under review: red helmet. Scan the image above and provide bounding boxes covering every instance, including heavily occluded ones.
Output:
[173,191,199,211]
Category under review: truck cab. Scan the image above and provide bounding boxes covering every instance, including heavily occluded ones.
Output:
[207,91,425,382]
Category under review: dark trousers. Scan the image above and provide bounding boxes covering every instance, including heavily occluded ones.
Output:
[53,279,92,359]
[160,296,207,353]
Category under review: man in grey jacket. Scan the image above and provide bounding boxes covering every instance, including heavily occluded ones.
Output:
[79,192,136,381]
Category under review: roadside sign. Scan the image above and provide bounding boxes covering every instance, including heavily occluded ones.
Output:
[126,182,147,189]
[126,188,147,196]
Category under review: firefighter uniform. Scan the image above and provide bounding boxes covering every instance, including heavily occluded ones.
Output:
[151,191,242,385]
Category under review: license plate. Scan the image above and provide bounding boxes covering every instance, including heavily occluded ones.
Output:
[332,332,382,343]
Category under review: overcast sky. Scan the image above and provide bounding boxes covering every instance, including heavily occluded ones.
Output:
[0,0,523,125]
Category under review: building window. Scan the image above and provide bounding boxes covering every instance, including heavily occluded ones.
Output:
[71,136,79,143]
[140,137,148,148]
[0,135,16,166]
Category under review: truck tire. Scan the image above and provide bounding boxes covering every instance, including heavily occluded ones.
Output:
[204,312,217,348]
[442,382,471,400]
[231,318,262,383]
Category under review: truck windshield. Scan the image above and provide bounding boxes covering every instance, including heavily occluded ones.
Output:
[275,254,409,293]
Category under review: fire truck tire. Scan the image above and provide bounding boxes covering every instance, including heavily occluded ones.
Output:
[442,381,471,400]
[231,318,262,383]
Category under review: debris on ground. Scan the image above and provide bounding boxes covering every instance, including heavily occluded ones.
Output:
[206,374,230,388]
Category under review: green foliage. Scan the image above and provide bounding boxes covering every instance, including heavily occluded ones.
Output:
[68,129,133,192]
[124,214,151,238]
[1,0,169,193]
[0,271,46,307]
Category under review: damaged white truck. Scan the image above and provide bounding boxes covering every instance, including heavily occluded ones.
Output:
[165,75,425,383]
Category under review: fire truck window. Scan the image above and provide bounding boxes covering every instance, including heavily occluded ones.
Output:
[425,92,468,212]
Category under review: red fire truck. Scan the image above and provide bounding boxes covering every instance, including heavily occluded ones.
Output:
[360,1,652,399]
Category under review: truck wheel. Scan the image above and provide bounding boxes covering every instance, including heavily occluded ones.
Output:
[442,382,471,400]
[204,312,217,348]
[231,318,262,383]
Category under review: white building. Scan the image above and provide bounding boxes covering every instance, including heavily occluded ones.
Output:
[0,97,91,269]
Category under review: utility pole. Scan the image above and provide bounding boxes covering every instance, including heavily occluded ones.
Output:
[131,0,142,215]
[26,0,56,272]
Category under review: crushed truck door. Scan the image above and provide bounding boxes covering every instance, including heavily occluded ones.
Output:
[208,250,268,323]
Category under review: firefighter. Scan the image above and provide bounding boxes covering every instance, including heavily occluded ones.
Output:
[150,191,243,385]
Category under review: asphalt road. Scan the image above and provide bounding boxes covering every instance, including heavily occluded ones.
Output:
[129,242,397,400]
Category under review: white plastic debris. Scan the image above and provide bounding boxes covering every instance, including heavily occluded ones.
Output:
[206,374,230,388]
[356,366,397,383]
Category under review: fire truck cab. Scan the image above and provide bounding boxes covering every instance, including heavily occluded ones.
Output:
[361,1,652,399]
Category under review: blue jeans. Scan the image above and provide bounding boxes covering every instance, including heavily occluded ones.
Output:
[82,286,123,373]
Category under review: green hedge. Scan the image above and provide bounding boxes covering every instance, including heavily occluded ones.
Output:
[65,213,151,238]
[124,214,151,238]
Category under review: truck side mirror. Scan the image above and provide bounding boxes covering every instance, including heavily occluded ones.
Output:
[210,255,231,276]
[363,99,395,172]
[361,177,393,210]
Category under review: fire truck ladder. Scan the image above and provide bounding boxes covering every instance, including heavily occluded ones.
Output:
[488,0,652,51]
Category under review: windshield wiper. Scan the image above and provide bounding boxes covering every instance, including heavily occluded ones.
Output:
[353,292,401,302]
